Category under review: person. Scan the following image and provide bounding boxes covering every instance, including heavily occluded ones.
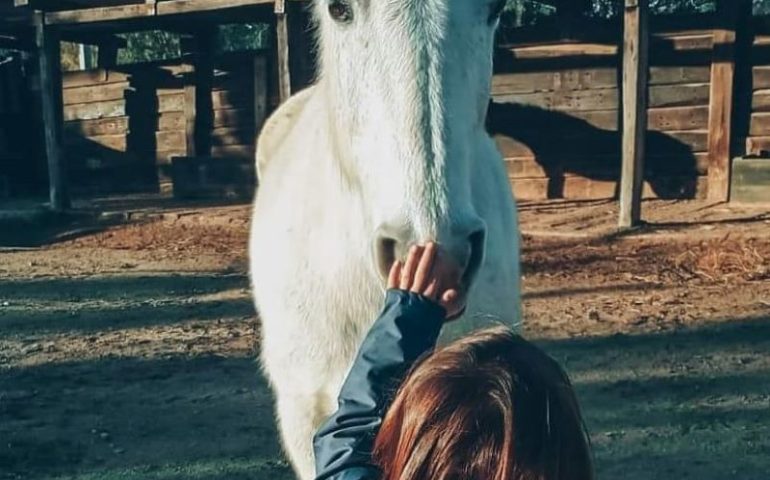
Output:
[313,243,594,480]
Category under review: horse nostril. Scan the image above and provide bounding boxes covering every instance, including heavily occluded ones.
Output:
[375,236,398,280]
[463,228,487,287]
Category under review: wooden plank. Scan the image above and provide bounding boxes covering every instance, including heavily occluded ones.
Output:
[254,55,268,131]
[156,149,188,165]
[157,0,273,15]
[158,112,186,131]
[511,175,707,201]
[494,88,619,112]
[505,43,618,60]
[212,127,255,146]
[506,153,709,179]
[62,82,129,105]
[752,66,770,90]
[63,100,125,121]
[64,133,127,151]
[491,69,617,94]
[647,106,710,131]
[213,108,253,128]
[745,135,770,155]
[64,116,129,136]
[648,66,711,85]
[751,89,770,111]
[749,112,770,135]
[46,4,156,25]
[276,0,292,103]
[211,144,255,159]
[157,130,186,151]
[707,29,737,201]
[212,89,252,110]
[158,93,186,113]
[619,0,649,228]
[36,13,68,211]
[731,157,770,203]
[648,83,710,108]
[662,130,709,152]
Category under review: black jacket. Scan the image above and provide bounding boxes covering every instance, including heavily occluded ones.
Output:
[313,290,446,480]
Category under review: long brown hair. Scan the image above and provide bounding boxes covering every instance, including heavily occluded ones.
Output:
[373,327,593,480]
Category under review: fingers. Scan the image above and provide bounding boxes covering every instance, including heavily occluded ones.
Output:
[411,242,437,294]
[399,245,423,290]
[387,260,402,289]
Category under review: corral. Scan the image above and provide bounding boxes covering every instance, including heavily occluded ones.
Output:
[1,1,769,480]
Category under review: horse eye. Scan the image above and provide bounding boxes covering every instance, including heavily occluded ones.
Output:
[489,0,506,24]
[329,0,353,23]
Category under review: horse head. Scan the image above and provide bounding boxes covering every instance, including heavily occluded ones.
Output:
[313,0,507,291]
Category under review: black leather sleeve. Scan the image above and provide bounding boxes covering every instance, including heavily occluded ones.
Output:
[312,289,445,480]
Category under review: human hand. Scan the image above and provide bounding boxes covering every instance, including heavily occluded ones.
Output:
[386,242,466,320]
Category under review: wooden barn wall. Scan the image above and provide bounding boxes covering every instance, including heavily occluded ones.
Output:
[0,55,44,198]
[746,23,770,157]
[61,51,268,194]
[490,30,714,201]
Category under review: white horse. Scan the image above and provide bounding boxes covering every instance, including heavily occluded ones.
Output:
[249,1,520,478]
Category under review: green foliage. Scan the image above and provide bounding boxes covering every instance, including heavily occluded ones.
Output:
[117,31,181,65]
[218,24,271,52]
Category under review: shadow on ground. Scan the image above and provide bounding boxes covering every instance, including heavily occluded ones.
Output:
[1,270,768,480]
[539,315,770,480]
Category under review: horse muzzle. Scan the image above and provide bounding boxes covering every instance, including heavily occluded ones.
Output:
[373,219,487,292]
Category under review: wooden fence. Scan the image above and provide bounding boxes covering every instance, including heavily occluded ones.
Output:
[489,28,715,201]
[60,50,269,194]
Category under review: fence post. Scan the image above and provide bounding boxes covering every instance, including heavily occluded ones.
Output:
[619,0,649,229]
[707,0,752,202]
[275,0,291,104]
[35,12,69,211]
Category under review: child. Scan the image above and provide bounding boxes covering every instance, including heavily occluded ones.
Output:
[313,243,593,480]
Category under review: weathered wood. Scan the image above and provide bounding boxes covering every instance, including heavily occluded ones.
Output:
[64,133,128,151]
[731,157,770,203]
[504,43,619,59]
[62,81,129,105]
[492,69,617,94]
[158,111,186,131]
[211,127,255,146]
[752,66,770,90]
[662,130,709,152]
[211,144,255,159]
[63,99,126,121]
[213,107,253,128]
[62,69,128,88]
[619,0,649,228]
[751,89,770,111]
[254,55,268,131]
[64,116,129,136]
[745,135,770,155]
[706,5,739,201]
[648,83,710,108]
[212,89,251,110]
[649,66,711,85]
[495,88,619,112]
[275,0,291,103]
[36,13,68,211]
[158,93,186,113]
[648,105,710,131]
[506,153,709,179]
[156,130,186,151]
[749,112,770,135]
[511,175,708,201]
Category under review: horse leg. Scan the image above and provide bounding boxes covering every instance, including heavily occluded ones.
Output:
[274,387,335,480]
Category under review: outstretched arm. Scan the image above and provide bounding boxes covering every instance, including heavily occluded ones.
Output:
[312,244,464,480]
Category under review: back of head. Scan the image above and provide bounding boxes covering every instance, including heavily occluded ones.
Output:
[373,327,593,480]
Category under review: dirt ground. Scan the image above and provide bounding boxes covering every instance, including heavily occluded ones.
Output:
[1,199,769,480]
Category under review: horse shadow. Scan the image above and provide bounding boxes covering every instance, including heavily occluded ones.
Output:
[486,101,700,199]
